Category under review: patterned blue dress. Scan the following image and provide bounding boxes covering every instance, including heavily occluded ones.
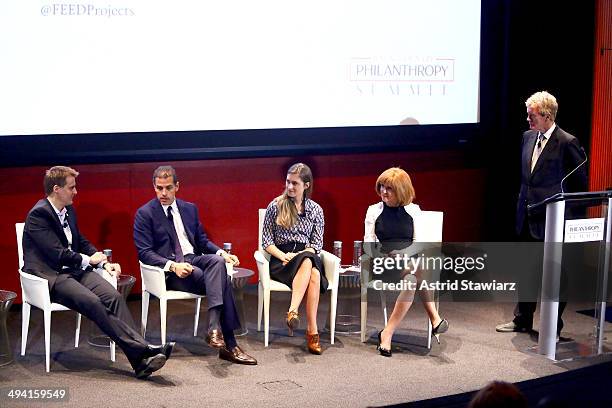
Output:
[262,198,328,292]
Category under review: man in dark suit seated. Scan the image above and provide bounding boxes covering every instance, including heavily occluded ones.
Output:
[133,165,256,365]
[496,91,588,337]
[22,166,174,379]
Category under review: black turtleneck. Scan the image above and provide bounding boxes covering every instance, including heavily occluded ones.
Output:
[375,203,414,252]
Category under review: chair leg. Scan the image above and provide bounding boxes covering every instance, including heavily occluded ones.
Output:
[360,286,368,343]
[141,291,150,338]
[194,298,201,337]
[75,313,81,348]
[160,298,168,345]
[263,288,270,347]
[428,286,439,349]
[330,288,337,345]
[380,291,388,326]
[257,282,263,332]
[110,341,116,362]
[21,303,30,356]
[427,318,432,349]
[44,309,52,373]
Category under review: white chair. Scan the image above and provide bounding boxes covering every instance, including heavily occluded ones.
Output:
[139,261,205,345]
[16,223,116,373]
[360,211,444,348]
[254,209,340,347]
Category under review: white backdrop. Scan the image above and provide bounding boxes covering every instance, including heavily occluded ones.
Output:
[0,0,481,135]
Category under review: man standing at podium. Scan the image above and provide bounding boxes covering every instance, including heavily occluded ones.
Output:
[496,91,588,337]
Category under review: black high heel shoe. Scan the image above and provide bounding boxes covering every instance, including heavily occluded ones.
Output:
[431,319,449,344]
[376,330,392,357]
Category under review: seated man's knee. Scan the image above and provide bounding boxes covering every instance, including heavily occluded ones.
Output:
[107,289,123,305]
[78,292,106,313]
[195,256,225,276]
[212,257,231,275]
[202,257,232,286]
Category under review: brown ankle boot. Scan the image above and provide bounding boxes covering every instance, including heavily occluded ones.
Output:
[306,332,322,355]
[286,310,300,337]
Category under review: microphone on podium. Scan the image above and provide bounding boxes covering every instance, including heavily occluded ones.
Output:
[528,147,588,213]
[560,146,587,194]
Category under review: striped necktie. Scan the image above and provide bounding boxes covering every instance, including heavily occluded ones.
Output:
[531,133,545,172]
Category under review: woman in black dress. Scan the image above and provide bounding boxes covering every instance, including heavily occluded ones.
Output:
[261,163,326,354]
[364,167,448,357]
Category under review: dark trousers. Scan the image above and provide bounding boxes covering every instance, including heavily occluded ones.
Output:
[514,220,566,334]
[51,270,148,369]
[166,254,240,348]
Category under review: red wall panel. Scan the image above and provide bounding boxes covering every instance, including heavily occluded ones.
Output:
[1,151,487,302]
[589,0,612,192]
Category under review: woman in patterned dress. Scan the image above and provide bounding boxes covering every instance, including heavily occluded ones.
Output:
[261,163,326,354]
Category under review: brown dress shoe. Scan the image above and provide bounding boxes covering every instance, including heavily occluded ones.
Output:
[286,310,300,337]
[306,332,322,355]
[205,329,226,349]
[219,346,257,365]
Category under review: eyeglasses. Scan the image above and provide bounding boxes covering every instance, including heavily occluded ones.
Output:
[379,184,394,193]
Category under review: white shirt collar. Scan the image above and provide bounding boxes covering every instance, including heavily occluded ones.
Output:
[48,199,66,218]
[162,200,178,216]
[540,122,556,140]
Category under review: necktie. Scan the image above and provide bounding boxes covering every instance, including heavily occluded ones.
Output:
[167,207,184,262]
[531,133,545,172]
[62,212,73,247]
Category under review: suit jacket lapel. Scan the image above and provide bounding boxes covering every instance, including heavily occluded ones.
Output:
[531,128,559,176]
[43,198,69,247]
[176,200,195,246]
[152,200,176,244]
[524,132,537,179]
[66,206,79,251]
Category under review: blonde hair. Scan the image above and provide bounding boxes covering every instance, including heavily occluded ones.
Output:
[44,166,79,195]
[525,91,558,121]
[375,167,415,206]
[276,163,313,229]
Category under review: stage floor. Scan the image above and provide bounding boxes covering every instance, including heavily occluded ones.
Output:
[1,286,610,407]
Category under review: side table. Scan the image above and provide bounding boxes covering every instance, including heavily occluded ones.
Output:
[230,267,254,337]
[326,266,361,335]
[0,290,17,366]
[89,274,136,348]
